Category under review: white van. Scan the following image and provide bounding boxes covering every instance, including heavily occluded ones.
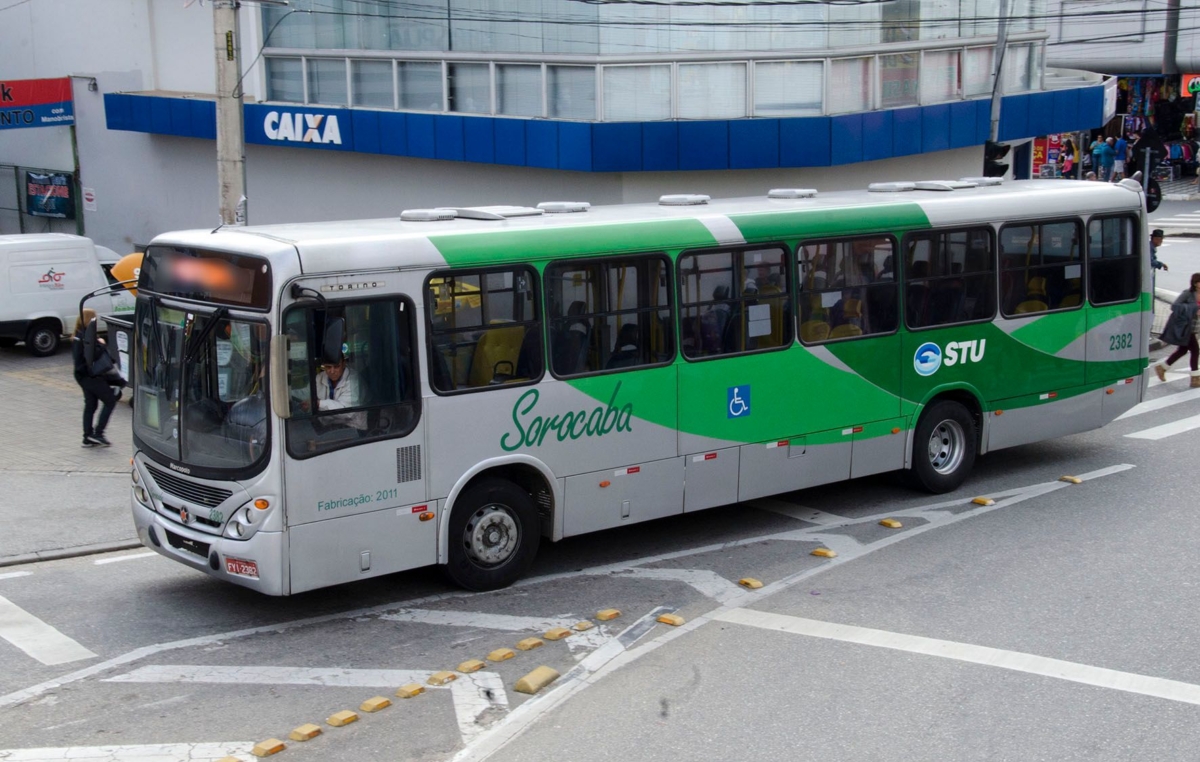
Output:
[0,234,133,356]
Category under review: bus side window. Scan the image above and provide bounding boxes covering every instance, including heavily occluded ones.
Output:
[1087,215,1139,305]
[904,227,995,329]
[425,267,542,392]
[679,246,790,359]
[284,297,420,460]
[1000,219,1083,316]
[798,236,896,343]
[546,254,673,375]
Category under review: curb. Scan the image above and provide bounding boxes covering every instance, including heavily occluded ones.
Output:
[0,539,143,569]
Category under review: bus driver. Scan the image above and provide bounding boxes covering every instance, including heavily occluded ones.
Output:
[312,353,366,428]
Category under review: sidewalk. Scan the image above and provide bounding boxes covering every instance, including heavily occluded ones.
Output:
[0,346,140,566]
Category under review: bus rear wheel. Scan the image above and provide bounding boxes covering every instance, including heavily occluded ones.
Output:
[910,400,977,494]
[445,477,540,591]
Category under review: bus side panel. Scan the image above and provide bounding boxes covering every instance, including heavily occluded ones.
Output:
[426,369,678,501]
[850,417,908,478]
[684,447,740,512]
[737,429,850,502]
[288,501,436,593]
[986,388,1103,451]
[563,457,683,536]
[1083,301,1146,386]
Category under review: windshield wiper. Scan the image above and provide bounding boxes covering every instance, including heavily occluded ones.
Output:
[183,307,229,364]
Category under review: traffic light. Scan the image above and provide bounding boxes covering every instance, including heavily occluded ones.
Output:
[983,140,1011,178]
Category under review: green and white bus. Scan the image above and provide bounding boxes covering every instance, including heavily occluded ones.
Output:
[128,178,1149,595]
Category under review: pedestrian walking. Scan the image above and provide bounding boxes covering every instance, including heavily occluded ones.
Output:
[1153,273,1200,388]
[1150,229,1169,272]
[72,308,122,447]
[1111,134,1128,181]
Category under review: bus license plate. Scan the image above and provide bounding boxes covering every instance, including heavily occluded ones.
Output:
[225,557,259,579]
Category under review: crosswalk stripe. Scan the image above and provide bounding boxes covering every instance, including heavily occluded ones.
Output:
[0,594,97,665]
[714,608,1200,707]
[1125,413,1200,440]
[1117,387,1200,420]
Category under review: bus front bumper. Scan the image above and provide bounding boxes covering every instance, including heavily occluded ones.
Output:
[132,499,286,596]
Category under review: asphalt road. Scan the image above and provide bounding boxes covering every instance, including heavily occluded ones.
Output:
[2,359,1199,762]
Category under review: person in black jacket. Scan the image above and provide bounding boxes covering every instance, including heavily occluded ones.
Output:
[72,308,120,447]
[1154,273,1200,388]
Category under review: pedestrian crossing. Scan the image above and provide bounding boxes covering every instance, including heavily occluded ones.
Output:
[1150,210,1200,229]
[1121,371,1200,440]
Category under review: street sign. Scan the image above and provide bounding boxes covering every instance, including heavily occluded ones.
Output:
[1145,177,1161,213]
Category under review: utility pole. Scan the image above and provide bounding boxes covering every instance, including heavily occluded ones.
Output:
[214,0,247,226]
[987,0,1010,144]
[1163,0,1181,76]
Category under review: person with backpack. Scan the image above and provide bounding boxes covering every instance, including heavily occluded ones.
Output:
[71,308,123,446]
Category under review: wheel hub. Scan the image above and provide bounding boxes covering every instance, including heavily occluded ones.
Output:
[927,419,965,475]
[465,505,518,567]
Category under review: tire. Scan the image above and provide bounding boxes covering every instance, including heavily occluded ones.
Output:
[26,321,61,357]
[444,477,540,592]
[909,400,977,494]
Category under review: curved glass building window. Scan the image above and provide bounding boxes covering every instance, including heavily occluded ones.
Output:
[308,58,348,106]
[266,57,303,103]
[549,66,596,120]
[603,65,671,121]
[352,60,394,108]
[754,61,822,117]
[678,63,746,119]
[448,62,490,114]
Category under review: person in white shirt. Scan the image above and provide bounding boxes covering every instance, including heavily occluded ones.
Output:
[314,354,366,428]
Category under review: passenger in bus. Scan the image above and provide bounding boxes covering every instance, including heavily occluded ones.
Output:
[606,323,641,369]
[700,285,732,353]
[552,301,590,375]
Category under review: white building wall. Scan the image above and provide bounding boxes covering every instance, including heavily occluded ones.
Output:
[1045,0,1200,73]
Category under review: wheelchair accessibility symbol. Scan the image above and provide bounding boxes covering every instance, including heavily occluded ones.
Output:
[727,385,751,418]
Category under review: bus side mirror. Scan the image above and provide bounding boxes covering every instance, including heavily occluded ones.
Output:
[321,318,345,365]
[269,334,291,421]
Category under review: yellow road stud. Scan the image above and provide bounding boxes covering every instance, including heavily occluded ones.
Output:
[458,659,486,673]
[218,758,243,762]
[327,710,359,727]
[514,666,561,695]
[428,671,458,686]
[543,627,572,641]
[488,647,516,662]
[738,578,764,589]
[251,739,286,757]
[360,696,391,713]
[810,547,837,558]
[395,683,425,698]
[596,608,621,621]
[572,621,595,631]
[656,613,685,626]
[1059,475,1082,484]
[288,724,322,742]
[971,497,996,506]
[879,518,902,529]
[516,637,544,651]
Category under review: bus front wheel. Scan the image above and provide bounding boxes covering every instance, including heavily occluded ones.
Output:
[910,400,977,494]
[445,477,540,591]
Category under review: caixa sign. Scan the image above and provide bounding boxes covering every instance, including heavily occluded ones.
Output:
[245,104,352,151]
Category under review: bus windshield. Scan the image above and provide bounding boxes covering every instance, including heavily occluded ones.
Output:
[133,299,271,473]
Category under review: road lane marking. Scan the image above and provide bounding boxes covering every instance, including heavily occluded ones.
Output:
[1,467,1138,716]
[1124,413,1200,440]
[105,665,508,744]
[1117,387,1200,419]
[0,742,253,761]
[94,552,156,565]
[0,594,97,665]
[714,607,1200,707]
[619,568,746,604]
[0,572,32,581]
[380,609,609,651]
[747,498,847,525]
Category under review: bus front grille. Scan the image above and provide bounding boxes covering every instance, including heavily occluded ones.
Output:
[146,465,233,508]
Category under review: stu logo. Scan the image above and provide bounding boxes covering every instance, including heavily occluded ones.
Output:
[913,339,986,376]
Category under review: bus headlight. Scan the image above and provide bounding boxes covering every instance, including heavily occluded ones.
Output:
[134,485,149,505]
[131,468,141,485]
